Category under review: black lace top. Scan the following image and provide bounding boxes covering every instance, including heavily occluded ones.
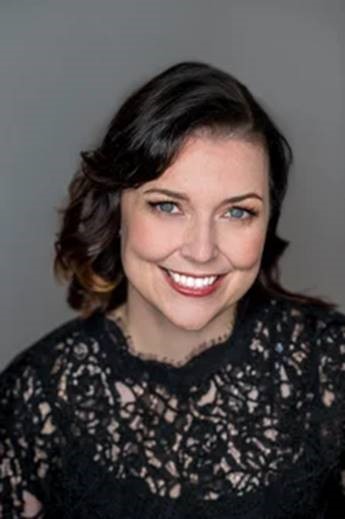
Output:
[1,293,345,519]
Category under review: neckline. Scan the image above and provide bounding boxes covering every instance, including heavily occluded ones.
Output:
[86,289,273,388]
[104,317,235,369]
[103,310,236,368]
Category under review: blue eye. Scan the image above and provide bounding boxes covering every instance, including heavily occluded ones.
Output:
[148,201,179,214]
[227,207,251,219]
[148,201,257,220]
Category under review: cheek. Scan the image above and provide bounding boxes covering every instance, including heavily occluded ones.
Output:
[225,229,266,268]
[125,217,173,259]
[124,207,268,266]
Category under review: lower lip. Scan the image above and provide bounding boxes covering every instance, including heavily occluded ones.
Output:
[161,268,226,297]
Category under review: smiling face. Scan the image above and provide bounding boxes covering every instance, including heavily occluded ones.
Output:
[118,134,270,334]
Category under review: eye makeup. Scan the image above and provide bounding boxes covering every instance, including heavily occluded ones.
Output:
[146,200,259,221]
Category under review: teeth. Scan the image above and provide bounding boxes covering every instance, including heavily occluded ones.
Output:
[167,270,217,288]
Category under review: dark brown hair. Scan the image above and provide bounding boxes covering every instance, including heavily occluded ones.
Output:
[53,61,338,317]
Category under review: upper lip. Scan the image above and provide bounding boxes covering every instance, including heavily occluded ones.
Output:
[162,267,224,278]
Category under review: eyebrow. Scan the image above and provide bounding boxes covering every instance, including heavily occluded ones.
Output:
[143,188,263,204]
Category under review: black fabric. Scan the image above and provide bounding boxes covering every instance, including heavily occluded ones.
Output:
[1,293,345,518]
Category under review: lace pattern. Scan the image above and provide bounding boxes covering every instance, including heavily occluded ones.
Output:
[1,296,345,518]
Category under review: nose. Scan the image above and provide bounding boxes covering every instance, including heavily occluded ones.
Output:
[180,218,218,263]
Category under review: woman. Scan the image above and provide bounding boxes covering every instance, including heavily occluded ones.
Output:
[1,61,345,518]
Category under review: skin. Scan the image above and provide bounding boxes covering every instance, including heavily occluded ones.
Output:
[20,136,268,514]
[108,135,271,365]
[20,136,270,512]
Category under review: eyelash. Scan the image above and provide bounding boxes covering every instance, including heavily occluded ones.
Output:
[147,201,259,221]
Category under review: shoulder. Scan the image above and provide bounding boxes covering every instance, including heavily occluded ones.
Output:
[265,294,345,339]
[266,295,345,390]
[1,316,80,383]
[0,311,104,406]
[0,314,105,512]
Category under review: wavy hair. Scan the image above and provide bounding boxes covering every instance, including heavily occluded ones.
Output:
[53,61,338,317]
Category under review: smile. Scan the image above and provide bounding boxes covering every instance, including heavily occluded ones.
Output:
[166,269,218,287]
[160,267,226,297]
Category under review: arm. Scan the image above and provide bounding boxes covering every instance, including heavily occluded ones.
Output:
[315,314,345,514]
[0,357,52,517]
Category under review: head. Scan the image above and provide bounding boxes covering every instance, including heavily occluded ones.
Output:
[55,61,333,319]
[118,134,269,331]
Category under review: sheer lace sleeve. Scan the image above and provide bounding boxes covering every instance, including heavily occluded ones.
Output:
[315,311,345,506]
[0,351,57,518]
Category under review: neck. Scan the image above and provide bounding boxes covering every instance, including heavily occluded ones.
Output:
[107,293,237,367]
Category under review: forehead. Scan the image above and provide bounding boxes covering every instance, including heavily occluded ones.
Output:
[146,135,269,194]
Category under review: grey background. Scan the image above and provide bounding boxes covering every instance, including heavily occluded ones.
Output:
[1,0,344,369]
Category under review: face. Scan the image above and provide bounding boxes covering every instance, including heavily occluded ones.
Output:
[119,135,270,332]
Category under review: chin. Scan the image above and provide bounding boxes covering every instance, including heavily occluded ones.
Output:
[156,303,229,333]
